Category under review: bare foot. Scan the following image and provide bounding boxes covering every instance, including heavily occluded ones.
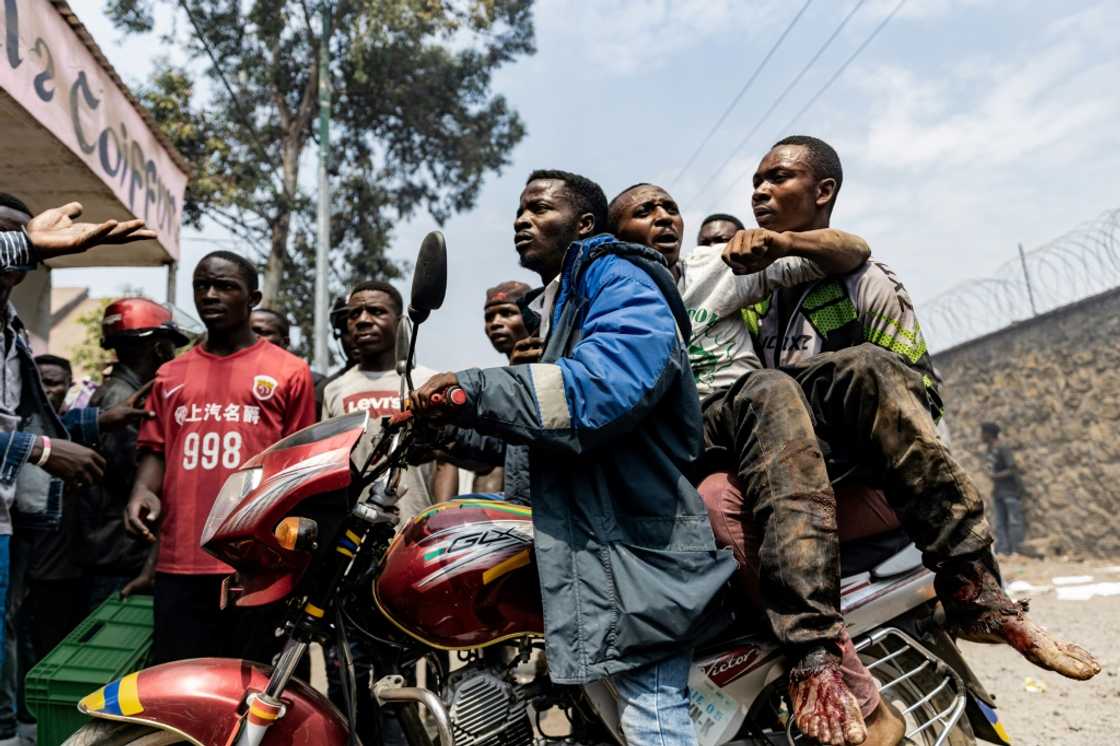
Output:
[789,648,868,745]
[862,699,905,746]
[954,605,1101,681]
[937,553,1101,681]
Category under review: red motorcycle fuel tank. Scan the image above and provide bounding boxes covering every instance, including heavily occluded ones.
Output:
[374,497,543,649]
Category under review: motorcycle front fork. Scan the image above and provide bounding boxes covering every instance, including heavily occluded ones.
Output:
[232,638,311,746]
[227,498,406,745]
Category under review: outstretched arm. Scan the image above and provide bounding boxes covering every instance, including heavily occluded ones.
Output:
[1,204,157,269]
[26,202,157,260]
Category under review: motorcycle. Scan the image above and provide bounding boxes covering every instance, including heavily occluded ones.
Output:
[66,233,1013,746]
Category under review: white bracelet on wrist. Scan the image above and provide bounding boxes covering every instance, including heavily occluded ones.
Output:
[34,436,51,467]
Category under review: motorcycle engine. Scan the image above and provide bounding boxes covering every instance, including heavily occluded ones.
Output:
[445,665,534,746]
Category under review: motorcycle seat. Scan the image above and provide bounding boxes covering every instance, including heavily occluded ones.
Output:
[869,543,923,579]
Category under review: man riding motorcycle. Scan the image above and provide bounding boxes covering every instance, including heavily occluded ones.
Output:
[412,169,737,746]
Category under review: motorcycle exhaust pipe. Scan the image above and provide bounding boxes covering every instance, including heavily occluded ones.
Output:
[373,674,454,746]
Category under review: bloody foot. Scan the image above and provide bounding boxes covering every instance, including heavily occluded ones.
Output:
[937,553,1101,681]
[789,648,868,745]
[953,603,1100,680]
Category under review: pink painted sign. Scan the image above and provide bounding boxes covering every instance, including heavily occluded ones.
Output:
[0,0,187,259]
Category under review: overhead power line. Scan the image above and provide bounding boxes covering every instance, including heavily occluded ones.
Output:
[669,0,814,187]
[780,0,909,133]
[713,0,909,206]
[687,0,868,206]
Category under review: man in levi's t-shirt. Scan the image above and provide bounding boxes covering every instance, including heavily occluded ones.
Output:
[127,251,315,664]
[322,281,453,525]
[320,281,455,739]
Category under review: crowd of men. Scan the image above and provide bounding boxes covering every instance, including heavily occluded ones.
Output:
[0,133,1100,746]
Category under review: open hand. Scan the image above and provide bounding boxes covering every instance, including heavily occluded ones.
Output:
[722,228,791,275]
[26,202,157,259]
[98,381,156,431]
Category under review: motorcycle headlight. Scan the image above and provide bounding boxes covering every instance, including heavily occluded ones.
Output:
[201,467,263,544]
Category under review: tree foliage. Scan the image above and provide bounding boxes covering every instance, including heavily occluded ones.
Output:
[107,0,535,359]
[70,298,116,383]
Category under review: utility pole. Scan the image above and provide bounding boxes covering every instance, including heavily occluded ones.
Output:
[313,3,332,373]
[1018,242,1039,317]
[165,260,177,305]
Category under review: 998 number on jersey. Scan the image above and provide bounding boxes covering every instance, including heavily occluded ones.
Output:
[181,431,244,470]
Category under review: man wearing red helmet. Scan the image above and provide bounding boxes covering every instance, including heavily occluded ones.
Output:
[80,299,192,609]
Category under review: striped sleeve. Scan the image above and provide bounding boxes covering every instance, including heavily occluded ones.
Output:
[0,230,36,271]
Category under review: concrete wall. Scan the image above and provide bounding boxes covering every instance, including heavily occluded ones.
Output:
[10,266,51,353]
[932,288,1120,558]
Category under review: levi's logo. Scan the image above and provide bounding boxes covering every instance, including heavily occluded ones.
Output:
[342,390,401,415]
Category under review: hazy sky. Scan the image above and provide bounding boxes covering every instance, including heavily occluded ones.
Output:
[59,0,1120,370]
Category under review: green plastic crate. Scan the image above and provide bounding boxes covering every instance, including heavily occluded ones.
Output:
[25,593,153,746]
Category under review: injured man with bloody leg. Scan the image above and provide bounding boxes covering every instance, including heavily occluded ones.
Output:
[698,136,1100,745]
[608,138,1100,745]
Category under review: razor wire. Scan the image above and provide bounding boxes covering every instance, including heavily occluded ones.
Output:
[918,208,1120,352]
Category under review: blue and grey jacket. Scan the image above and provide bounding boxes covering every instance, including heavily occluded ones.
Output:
[450,234,737,684]
[1,232,100,529]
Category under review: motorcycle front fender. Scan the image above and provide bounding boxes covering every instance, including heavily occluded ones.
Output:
[77,658,353,746]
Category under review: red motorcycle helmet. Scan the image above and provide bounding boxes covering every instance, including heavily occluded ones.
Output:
[100,298,194,349]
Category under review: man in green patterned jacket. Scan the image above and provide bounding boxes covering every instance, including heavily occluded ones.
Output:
[699,136,1100,745]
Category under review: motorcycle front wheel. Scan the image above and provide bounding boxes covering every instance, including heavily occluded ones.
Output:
[62,721,187,746]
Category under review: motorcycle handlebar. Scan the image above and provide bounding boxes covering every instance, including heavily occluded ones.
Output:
[390,385,467,425]
[431,386,468,407]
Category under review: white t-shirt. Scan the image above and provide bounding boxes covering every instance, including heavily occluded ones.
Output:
[322,365,438,525]
[677,244,826,397]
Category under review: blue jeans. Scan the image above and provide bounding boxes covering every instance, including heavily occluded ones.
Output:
[993,492,1025,555]
[0,535,34,738]
[0,537,9,671]
[611,652,696,746]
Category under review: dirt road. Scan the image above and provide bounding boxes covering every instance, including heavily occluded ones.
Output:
[960,555,1120,745]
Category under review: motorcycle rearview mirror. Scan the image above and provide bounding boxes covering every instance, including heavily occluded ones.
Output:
[399,231,446,395]
[408,231,447,326]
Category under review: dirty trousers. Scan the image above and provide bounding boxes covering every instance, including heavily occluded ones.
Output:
[700,344,995,653]
[699,471,895,717]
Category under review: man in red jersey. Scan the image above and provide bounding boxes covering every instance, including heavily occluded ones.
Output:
[125,251,316,663]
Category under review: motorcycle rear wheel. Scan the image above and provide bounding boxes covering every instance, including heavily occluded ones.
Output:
[62,720,187,746]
